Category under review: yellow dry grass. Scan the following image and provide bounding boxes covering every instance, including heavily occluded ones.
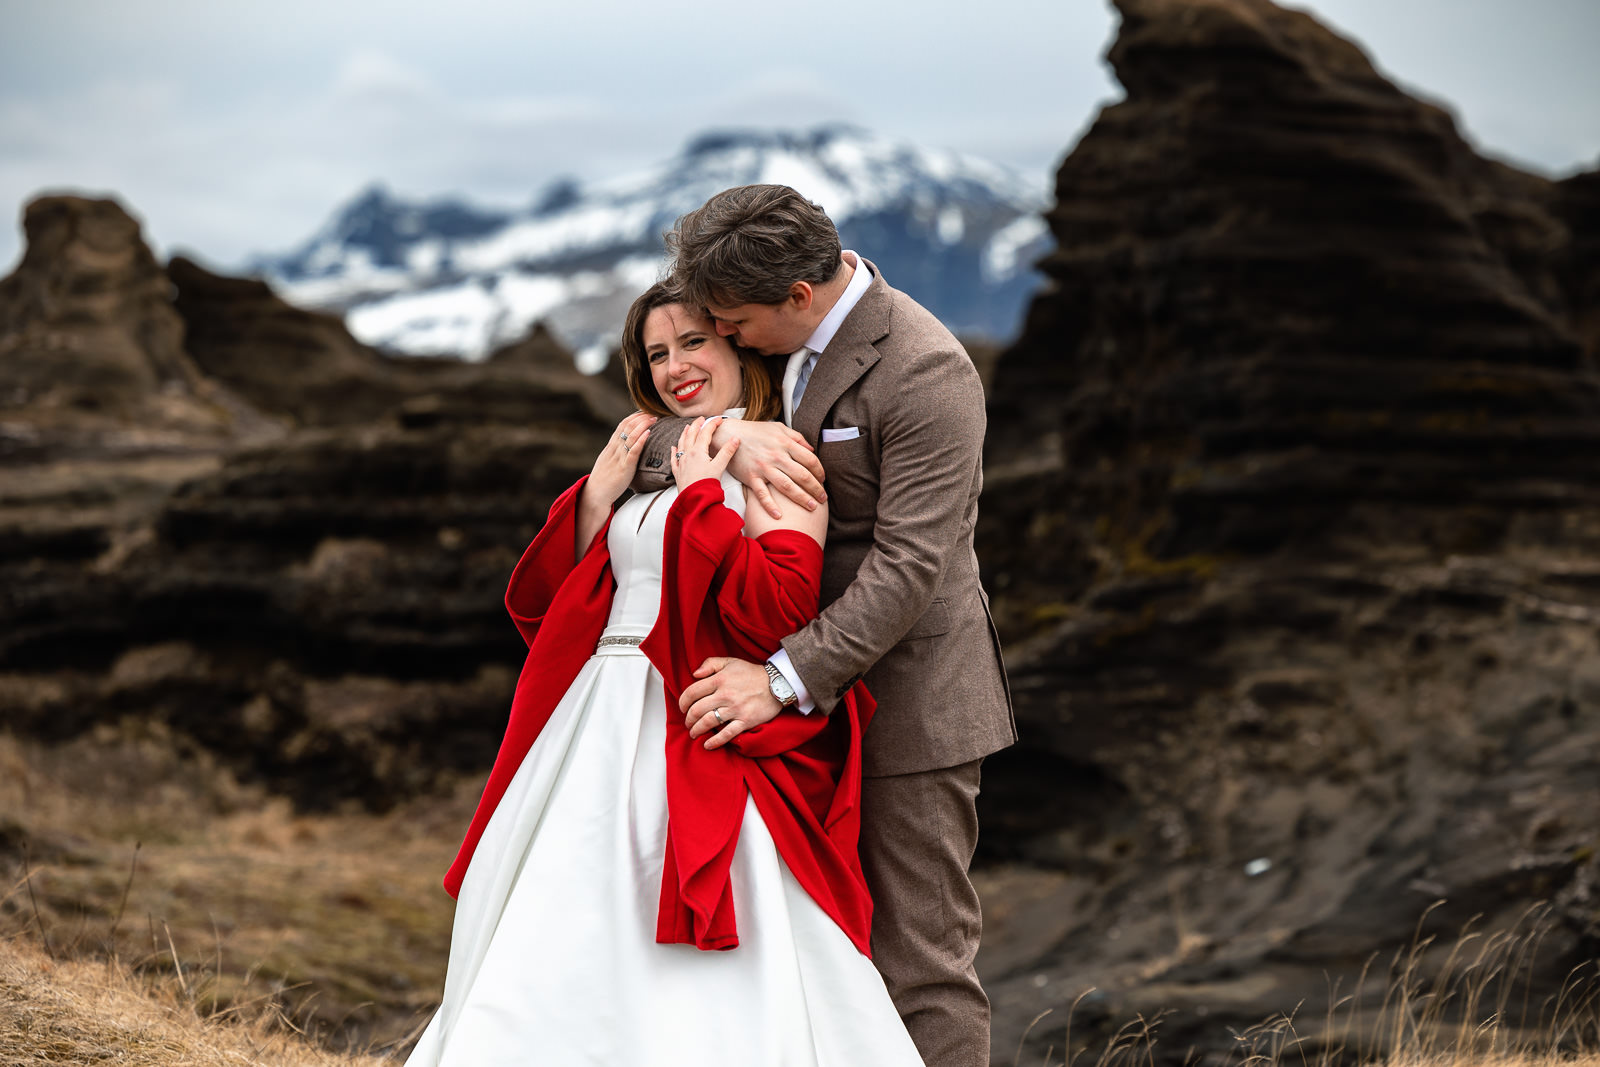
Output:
[0,723,473,1057]
[0,934,378,1066]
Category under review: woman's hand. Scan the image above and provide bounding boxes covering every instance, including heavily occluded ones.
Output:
[577,412,656,558]
[672,416,740,491]
[588,412,657,500]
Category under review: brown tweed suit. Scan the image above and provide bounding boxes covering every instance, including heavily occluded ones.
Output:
[637,262,1015,1065]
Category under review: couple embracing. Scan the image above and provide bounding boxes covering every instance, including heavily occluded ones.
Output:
[406,184,1015,1066]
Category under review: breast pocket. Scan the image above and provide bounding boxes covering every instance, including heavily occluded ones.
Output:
[816,432,877,523]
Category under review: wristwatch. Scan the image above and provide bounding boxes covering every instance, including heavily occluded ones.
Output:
[763,661,798,709]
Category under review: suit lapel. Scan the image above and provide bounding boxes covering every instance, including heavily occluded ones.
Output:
[793,261,891,444]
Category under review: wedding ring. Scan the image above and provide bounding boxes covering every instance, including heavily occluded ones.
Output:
[712,709,725,725]
[675,450,685,459]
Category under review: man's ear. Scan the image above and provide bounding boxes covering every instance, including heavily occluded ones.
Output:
[788,281,814,312]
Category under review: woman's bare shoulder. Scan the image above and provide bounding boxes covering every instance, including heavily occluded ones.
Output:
[741,483,827,548]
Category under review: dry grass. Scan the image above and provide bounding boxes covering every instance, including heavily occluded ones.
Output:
[0,934,376,1066]
[1015,903,1600,1067]
[0,723,474,1059]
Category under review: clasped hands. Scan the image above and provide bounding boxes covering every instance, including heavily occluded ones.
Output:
[681,657,783,750]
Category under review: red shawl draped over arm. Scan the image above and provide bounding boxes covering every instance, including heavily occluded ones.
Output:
[641,478,877,956]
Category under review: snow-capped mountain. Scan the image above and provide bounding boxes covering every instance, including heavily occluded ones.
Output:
[255,125,1050,366]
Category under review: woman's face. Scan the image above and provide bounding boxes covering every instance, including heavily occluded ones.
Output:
[644,304,744,417]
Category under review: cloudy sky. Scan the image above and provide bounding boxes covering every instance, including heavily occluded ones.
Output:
[1,0,1595,273]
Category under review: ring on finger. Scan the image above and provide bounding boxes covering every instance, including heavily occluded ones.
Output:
[712,708,725,725]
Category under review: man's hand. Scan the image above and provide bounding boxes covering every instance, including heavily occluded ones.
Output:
[714,419,826,519]
[681,657,784,750]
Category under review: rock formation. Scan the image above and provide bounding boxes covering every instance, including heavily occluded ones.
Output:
[977,0,1600,1060]
[0,197,273,457]
[0,199,628,810]
[168,254,396,426]
[171,256,629,431]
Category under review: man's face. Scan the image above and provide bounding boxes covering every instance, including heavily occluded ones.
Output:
[703,294,812,356]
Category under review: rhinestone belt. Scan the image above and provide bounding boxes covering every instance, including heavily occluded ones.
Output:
[596,635,645,649]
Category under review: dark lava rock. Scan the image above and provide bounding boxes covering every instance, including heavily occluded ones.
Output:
[171,255,630,431]
[168,254,397,426]
[975,0,1600,1062]
[0,198,281,579]
[0,197,627,812]
[0,197,272,457]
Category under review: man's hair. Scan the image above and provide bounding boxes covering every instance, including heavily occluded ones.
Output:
[667,184,842,309]
[618,280,779,421]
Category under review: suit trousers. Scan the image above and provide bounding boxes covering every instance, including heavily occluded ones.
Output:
[859,759,988,1066]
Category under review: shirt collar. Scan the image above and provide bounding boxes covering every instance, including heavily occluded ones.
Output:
[802,250,872,356]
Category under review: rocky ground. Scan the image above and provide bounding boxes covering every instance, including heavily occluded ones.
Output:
[1,0,1598,1064]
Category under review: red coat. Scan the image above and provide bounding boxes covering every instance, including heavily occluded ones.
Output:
[443,476,877,956]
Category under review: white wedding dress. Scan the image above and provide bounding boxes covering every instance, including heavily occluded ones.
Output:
[405,476,923,1067]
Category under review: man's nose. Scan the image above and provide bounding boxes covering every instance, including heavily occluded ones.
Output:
[715,321,736,337]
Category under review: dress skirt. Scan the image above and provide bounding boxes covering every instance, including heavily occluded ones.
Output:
[405,631,923,1066]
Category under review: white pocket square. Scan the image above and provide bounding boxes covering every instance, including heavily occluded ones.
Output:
[821,427,862,442]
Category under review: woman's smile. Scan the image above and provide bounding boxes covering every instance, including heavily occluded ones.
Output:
[671,378,707,402]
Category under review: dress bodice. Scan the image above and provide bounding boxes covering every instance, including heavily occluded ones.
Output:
[604,475,746,637]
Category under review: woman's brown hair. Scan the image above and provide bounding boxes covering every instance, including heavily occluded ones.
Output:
[619,281,780,422]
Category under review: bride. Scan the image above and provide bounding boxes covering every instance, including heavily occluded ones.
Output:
[404,282,924,1066]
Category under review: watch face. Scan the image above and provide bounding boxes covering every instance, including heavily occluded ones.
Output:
[767,665,796,704]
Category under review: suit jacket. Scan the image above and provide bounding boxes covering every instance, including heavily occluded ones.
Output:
[636,263,1015,776]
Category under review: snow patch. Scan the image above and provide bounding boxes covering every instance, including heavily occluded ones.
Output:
[347,281,504,358]
[982,214,1048,281]
[937,206,965,245]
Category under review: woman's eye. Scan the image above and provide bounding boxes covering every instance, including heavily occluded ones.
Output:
[685,336,704,348]
[648,351,666,364]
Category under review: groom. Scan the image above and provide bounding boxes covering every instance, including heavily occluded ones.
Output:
[632,184,1014,1066]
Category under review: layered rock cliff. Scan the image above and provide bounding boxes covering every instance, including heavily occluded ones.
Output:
[976,0,1600,1060]
[0,199,627,809]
